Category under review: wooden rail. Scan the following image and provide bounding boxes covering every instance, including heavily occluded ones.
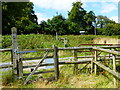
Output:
[93,47,120,55]
[24,70,54,76]
[0,64,13,68]
[22,56,53,60]
[24,51,49,84]
[79,44,120,46]
[0,45,120,53]
[0,48,12,52]
[93,61,120,79]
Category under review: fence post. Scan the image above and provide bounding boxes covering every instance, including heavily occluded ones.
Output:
[73,49,78,74]
[94,50,97,75]
[11,27,18,78]
[54,45,59,80]
[18,47,23,78]
[112,54,117,88]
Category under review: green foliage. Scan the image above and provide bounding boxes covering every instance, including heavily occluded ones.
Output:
[2,2,39,35]
[96,28,104,35]
[103,23,120,36]
[38,1,96,35]
[42,14,68,35]
[2,1,118,35]
[2,70,13,85]
[84,11,96,34]
[96,15,115,28]
[1,34,96,49]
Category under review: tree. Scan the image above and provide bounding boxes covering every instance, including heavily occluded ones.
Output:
[95,15,116,35]
[2,2,38,35]
[67,2,96,35]
[103,23,120,36]
[84,11,96,34]
[67,2,87,34]
[96,15,115,28]
[41,14,68,35]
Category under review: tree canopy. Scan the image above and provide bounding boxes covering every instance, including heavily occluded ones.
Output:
[2,2,39,35]
[2,1,119,36]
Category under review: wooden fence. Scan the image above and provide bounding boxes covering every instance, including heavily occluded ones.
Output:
[1,27,120,87]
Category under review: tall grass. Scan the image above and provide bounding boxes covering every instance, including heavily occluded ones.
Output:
[2,34,119,49]
[1,70,13,86]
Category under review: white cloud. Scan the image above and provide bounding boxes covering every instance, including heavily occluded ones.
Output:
[81,0,119,2]
[101,3,117,13]
[30,0,75,11]
[30,0,119,12]
[35,13,49,24]
[30,0,90,11]
[31,0,119,23]
[110,16,118,23]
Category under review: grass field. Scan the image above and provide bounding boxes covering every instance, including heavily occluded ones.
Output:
[2,34,119,63]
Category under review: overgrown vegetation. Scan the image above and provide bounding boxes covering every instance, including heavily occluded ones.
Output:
[3,64,119,88]
[2,34,119,49]
[2,34,119,63]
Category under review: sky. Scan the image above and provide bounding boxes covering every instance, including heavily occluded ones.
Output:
[30,0,119,24]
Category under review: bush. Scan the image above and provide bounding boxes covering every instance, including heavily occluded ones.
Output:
[102,23,120,36]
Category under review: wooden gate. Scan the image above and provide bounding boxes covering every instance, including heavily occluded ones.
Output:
[12,27,59,84]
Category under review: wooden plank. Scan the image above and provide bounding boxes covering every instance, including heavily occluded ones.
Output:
[11,27,18,78]
[0,64,13,68]
[98,46,120,49]
[93,61,120,79]
[18,47,23,78]
[79,44,120,46]
[54,45,59,80]
[59,60,91,64]
[59,46,120,50]
[19,45,120,53]
[79,62,90,72]
[0,48,12,52]
[24,51,49,85]
[112,54,117,88]
[59,47,93,50]
[93,47,120,55]
[22,56,53,60]
[22,60,91,69]
[112,54,116,72]
[22,48,54,52]
[91,60,94,74]
[0,60,91,69]
[73,50,78,74]
[94,50,97,75]
[23,63,54,68]
[77,55,113,58]
[24,70,54,76]
[11,50,13,64]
